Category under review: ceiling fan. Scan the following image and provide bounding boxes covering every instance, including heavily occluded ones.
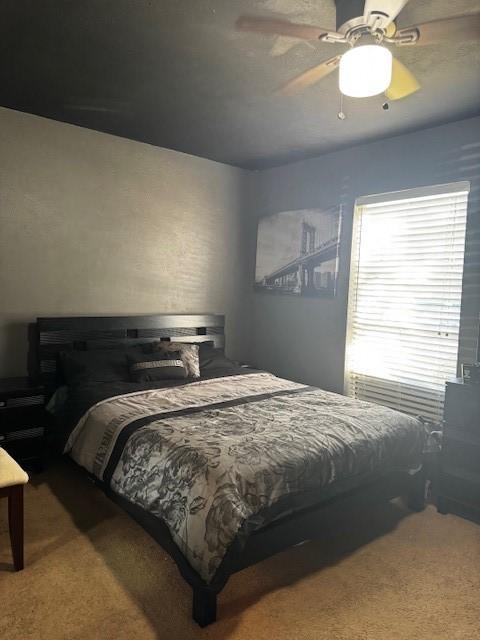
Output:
[236,0,480,101]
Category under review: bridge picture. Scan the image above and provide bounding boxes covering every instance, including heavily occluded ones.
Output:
[255,207,341,298]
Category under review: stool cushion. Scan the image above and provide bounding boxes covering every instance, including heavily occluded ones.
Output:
[0,448,29,488]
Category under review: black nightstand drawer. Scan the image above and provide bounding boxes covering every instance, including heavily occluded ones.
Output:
[441,468,480,510]
[442,433,480,474]
[0,425,45,443]
[444,382,480,433]
[3,437,45,467]
[0,394,44,409]
[0,406,49,432]
[0,377,47,469]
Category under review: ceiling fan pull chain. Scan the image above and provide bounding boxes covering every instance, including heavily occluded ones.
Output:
[338,93,347,120]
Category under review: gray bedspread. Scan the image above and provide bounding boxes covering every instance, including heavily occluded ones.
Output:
[64,372,426,582]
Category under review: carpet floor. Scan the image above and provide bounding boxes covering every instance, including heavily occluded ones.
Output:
[0,462,479,640]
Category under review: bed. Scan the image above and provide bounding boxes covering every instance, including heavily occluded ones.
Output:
[34,313,428,626]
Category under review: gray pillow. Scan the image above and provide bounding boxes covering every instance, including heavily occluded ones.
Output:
[150,342,200,378]
[199,344,237,373]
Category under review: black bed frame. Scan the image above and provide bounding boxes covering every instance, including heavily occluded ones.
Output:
[35,313,426,627]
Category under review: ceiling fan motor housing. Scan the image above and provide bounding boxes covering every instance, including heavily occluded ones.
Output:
[335,0,396,37]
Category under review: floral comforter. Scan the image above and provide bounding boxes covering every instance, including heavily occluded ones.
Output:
[64,372,426,582]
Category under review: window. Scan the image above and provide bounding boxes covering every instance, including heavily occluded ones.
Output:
[345,182,470,422]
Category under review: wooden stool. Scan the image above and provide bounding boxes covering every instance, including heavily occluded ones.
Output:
[0,448,29,571]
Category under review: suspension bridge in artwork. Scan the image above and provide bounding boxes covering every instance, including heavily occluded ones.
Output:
[256,220,340,296]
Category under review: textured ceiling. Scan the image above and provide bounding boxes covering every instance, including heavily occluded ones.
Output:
[1,0,479,168]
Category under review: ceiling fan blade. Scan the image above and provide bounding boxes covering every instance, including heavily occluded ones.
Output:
[385,57,420,100]
[396,13,480,46]
[236,16,335,41]
[363,0,410,29]
[277,55,341,96]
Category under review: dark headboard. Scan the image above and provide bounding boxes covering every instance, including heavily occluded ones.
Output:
[34,313,225,391]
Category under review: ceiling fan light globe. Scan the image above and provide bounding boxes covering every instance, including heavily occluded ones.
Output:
[339,45,393,98]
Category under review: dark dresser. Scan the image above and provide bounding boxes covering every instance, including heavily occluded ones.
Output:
[0,377,48,471]
[438,378,480,522]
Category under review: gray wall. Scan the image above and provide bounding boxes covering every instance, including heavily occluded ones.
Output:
[250,116,480,392]
[0,107,251,376]
[1,107,478,385]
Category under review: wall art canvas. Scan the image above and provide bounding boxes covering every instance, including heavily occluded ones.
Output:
[255,206,342,297]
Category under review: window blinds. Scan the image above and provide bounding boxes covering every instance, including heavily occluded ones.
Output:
[345,183,469,423]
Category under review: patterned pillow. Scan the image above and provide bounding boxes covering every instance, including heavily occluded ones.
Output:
[127,351,187,382]
[150,342,200,378]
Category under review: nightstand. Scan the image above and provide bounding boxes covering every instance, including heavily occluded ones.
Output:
[438,378,480,522]
[0,377,48,471]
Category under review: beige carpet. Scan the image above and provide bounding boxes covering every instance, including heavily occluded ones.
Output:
[0,462,479,640]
